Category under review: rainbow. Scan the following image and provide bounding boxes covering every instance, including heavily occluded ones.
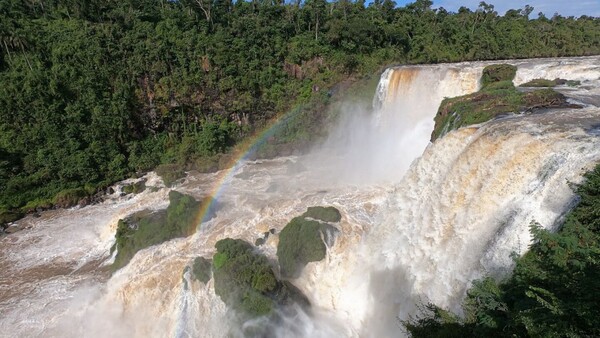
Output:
[190,106,305,231]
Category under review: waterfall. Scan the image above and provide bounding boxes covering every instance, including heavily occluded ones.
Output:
[316,63,481,185]
[1,56,600,337]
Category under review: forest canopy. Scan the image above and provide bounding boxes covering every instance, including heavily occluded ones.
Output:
[2,0,600,217]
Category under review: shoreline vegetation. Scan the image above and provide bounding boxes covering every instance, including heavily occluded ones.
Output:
[1,2,598,335]
[2,1,600,228]
[404,164,600,337]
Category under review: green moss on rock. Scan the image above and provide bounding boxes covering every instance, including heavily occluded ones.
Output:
[112,191,205,270]
[520,78,581,88]
[520,78,559,87]
[523,88,567,108]
[481,64,517,88]
[302,206,342,223]
[0,208,23,232]
[0,209,23,224]
[432,66,575,141]
[155,163,186,187]
[192,256,212,283]
[52,187,93,208]
[122,180,146,195]
[277,208,340,279]
[212,238,310,319]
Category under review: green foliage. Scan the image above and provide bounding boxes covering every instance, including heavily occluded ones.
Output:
[403,303,469,338]
[520,78,559,87]
[112,191,202,270]
[302,206,342,223]
[3,1,600,221]
[155,164,186,187]
[52,187,94,208]
[432,69,571,141]
[404,164,600,337]
[191,256,212,284]
[212,238,310,320]
[462,278,508,334]
[480,64,517,88]
[213,252,228,269]
[277,207,340,278]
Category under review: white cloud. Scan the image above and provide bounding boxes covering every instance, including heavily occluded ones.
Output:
[434,0,600,17]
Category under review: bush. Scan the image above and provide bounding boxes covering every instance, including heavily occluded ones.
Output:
[20,198,53,213]
[52,187,91,208]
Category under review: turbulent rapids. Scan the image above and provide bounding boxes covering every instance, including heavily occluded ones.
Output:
[2,56,600,337]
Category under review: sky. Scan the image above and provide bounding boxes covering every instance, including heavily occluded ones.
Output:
[395,0,600,18]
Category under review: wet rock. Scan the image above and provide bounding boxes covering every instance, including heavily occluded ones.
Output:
[192,257,212,284]
[213,238,310,320]
[277,207,341,279]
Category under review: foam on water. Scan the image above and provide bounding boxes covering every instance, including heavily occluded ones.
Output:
[1,56,600,337]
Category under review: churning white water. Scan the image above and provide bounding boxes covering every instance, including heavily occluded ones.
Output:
[1,56,600,338]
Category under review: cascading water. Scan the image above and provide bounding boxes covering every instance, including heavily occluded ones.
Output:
[1,56,600,338]
[314,63,482,185]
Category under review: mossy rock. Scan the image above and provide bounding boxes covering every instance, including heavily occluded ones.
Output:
[112,191,206,270]
[192,155,220,173]
[52,187,90,208]
[302,206,341,223]
[192,256,212,283]
[432,71,573,141]
[0,209,23,230]
[255,237,266,246]
[212,238,310,320]
[122,180,146,195]
[254,230,273,246]
[20,198,53,213]
[520,78,559,87]
[520,78,581,88]
[523,89,568,108]
[155,163,186,187]
[481,64,517,88]
[277,210,339,279]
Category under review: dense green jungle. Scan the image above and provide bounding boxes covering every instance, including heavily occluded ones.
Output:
[1,1,600,336]
[2,0,600,218]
